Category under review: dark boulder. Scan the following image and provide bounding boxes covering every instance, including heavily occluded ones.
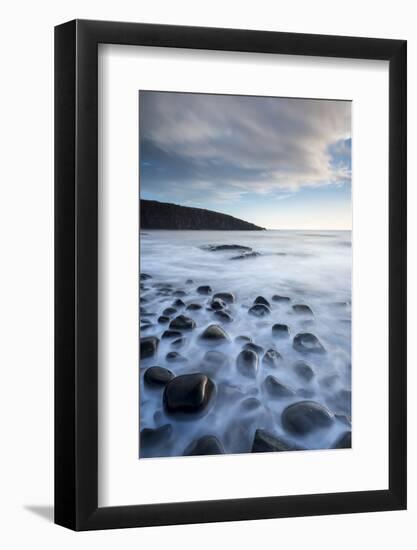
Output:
[173,290,187,297]
[254,296,270,307]
[169,315,196,330]
[252,429,301,453]
[140,336,159,359]
[213,292,235,304]
[185,279,194,285]
[244,342,264,355]
[262,348,282,367]
[166,351,188,363]
[186,303,202,311]
[140,273,152,280]
[214,310,233,323]
[162,307,177,316]
[293,332,326,354]
[236,349,258,378]
[272,323,290,337]
[230,251,261,260]
[171,337,186,349]
[263,375,295,398]
[140,324,154,332]
[207,244,252,252]
[282,400,334,435]
[292,304,314,316]
[140,424,172,447]
[199,324,230,345]
[293,361,315,382]
[197,285,212,295]
[172,298,186,308]
[210,298,227,310]
[272,295,290,303]
[332,430,352,449]
[240,397,261,411]
[144,366,174,387]
[163,373,215,414]
[248,303,271,317]
[184,435,225,456]
[158,315,170,324]
[235,335,252,344]
[161,329,182,339]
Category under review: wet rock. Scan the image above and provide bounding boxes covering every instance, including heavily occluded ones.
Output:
[248,303,271,317]
[252,429,301,453]
[184,435,225,456]
[171,337,186,349]
[161,329,182,339]
[254,296,270,307]
[213,292,235,304]
[202,350,229,372]
[230,251,261,260]
[210,298,227,310]
[293,361,315,382]
[199,324,231,345]
[235,335,252,344]
[293,332,326,354]
[169,315,196,330]
[172,298,186,308]
[186,303,202,311]
[262,348,282,367]
[292,304,314,316]
[197,285,212,295]
[206,244,252,252]
[272,295,290,303]
[163,373,215,414]
[332,430,352,449]
[140,424,172,447]
[141,318,152,326]
[282,400,334,435]
[173,290,187,297]
[236,349,259,378]
[144,366,174,387]
[166,351,188,363]
[140,273,152,280]
[162,307,177,316]
[140,296,148,304]
[243,342,264,355]
[158,315,170,324]
[214,310,233,323]
[240,397,261,411]
[272,323,290,337]
[140,324,154,332]
[185,279,194,285]
[263,375,295,398]
[140,336,159,359]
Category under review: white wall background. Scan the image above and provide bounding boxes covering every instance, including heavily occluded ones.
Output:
[0,1,414,548]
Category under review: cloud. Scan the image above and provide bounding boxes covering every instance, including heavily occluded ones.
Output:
[139,91,351,203]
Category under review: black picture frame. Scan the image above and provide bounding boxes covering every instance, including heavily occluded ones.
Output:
[55,19,407,531]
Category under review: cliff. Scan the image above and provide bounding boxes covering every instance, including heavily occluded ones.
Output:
[140,200,265,231]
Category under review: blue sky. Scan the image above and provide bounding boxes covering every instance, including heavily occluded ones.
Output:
[139,91,351,230]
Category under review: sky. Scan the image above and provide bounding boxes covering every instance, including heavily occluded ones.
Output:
[139,91,352,230]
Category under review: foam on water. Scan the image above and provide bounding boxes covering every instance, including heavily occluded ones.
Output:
[139,230,352,458]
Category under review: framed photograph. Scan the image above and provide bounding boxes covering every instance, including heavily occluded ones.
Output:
[55,20,407,530]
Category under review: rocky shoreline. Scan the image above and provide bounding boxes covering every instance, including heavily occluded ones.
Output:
[139,248,352,459]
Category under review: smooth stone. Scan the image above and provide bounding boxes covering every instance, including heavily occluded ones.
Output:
[293,332,326,354]
[171,337,186,349]
[163,373,215,414]
[230,251,260,260]
[169,315,196,330]
[262,348,282,367]
[252,429,301,453]
[213,292,235,304]
[214,310,233,323]
[332,430,352,449]
[166,351,188,363]
[161,330,182,339]
[158,315,170,324]
[140,324,154,332]
[248,303,271,317]
[293,361,315,382]
[272,323,290,337]
[263,375,295,398]
[141,318,152,325]
[185,279,194,284]
[202,350,229,370]
[240,397,261,411]
[197,285,212,295]
[199,324,230,345]
[186,303,202,311]
[140,296,148,303]
[172,298,186,308]
[235,335,252,344]
[282,400,334,435]
[140,424,172,447]
[272,295,290,302]
[236,349,258,378]
[207,244,251,252]
[210,298,227,310]
[184,435,225,456]
[144,366,174,387]
[173,290,187,297]
[140,336,159,359]
[243,342,264,354]
[254,296,270,307]
[162,307,177,316]
[140,273,152,280]
[292,304,314,316]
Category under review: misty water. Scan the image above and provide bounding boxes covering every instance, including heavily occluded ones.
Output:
[139,230,352,458]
